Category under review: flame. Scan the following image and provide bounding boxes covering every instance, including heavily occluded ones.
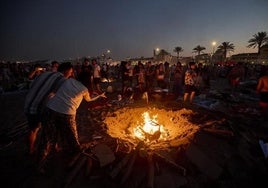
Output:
[133,112,168,142]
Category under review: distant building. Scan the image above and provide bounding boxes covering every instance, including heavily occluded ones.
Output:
[193,45,268,66]
[153,49,193,66]
[230,44,268,65]
[231,53,258,64]
[127,45,267,67]
[195,53,211,65]
[128,57,154,65]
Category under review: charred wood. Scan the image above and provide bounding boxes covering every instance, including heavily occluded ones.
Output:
[153,151,186,176]
[120,141,144,185]
[147,153,154,188]
[63,156,87,188]
[85,158,93,177]
[109,151,131,179]
[68,152,81,169]
[202,128,234,137]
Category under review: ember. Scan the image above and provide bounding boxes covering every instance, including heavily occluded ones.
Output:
[105,107,200,149]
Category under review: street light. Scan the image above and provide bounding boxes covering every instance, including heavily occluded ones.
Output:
[211,41,216,65]
[153,47,160,57]
[106,49,111,61]
[212,41,216,54]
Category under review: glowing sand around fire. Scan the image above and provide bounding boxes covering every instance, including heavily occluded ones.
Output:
[105,107,200,149]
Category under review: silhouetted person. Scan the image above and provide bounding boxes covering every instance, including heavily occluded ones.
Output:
[77,58,93,92]
[183,62,197,104]
[256,67,268,120]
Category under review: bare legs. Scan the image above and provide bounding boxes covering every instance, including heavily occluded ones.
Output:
[183,91,195,104]
[28,123,41,154]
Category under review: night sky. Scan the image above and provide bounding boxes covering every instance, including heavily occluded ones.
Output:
[0,0,267,61]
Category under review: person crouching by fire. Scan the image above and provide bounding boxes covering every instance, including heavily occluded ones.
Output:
[37,73,106,174]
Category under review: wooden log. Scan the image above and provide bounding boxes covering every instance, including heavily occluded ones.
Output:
[202,128,234,137]
[11,121,28,130]
[120,152,137,184]
[85,158,93,177]
[228,123,253,144]
[7,125,28,136]
[199,118,226,129]
[154,161,161,175]
[8,128,29,138]
[68,152,81,169]
[147,153,154,188]
[63,156,87,188]
[82,151,98,161]
[153,152,186,176]
[115,139,120,153]
[125,167,147,188]
[124,141,134,153]
[120,142,144,185]
[109,152,131,179]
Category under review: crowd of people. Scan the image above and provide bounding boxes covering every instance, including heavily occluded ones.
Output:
[1,58,268,173]
[1,59,267,95]
[118,60,267,105]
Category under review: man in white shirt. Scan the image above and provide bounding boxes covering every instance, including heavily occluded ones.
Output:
[38,77,106,173]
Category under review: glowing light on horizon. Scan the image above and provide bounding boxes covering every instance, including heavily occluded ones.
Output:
[212,41,217,54]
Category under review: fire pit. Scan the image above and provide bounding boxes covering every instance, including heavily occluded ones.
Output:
[66,105,235,187]
[105,107,200,150]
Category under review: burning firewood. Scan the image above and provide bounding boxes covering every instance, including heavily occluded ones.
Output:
[137,126,161,142]
[115,139,120,153]
[142,91,149,104]
[135,120,162,142]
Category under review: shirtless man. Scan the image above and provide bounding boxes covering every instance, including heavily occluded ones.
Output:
[256,68,268,119]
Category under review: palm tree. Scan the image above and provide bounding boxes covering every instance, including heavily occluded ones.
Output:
[217,42,235,62]
[173,46,183,58]
[247,31,268,54]
[193,45,206,55]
